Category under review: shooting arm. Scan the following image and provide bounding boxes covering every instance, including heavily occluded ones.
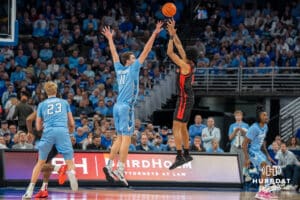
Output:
[174,34,186,59]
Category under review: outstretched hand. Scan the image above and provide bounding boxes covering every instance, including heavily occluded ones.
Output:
[167,18,176,36]
[101,26,114,40]
[153,21,164,35]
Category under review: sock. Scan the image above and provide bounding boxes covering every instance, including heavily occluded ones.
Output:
[118,161,125,171]
[184,149,189,156]
[107,159,113,168]
[40,182,48,191]
[27,182,35,192]
[53,165,60,172]
[67,169,76,175]
[177,150,182,157]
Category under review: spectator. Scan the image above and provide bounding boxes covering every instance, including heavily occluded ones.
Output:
[10,65,26,85]
[228,110,249,167]
[164,135,176,151]
[206,138,224,153]
[190,136,205,152]
[13,92,34,132]
[32,14,47,37]
[4,95,19,123]
[15,49,28,68]
[189,115,206,143]
[106,100,114,117]
[129,134,137,151]
[1,83,16,106]
[86,135,106,150]
[70,134,82,150]
[74,127,88,144]
[83,14,98,32]
[39,42,53,62]
[152,133,165,151]
[202,117,221,150]
[0,135,7,149]
[268,141,280,165]
[101,130,113,149]
[3,132,13,148]
[0,120,10,136]
[276,142,300,191]
[136,133,154,152]
[94,99,108,117]
[159,126,169,145]
[12,131,34,149]
[288,137,300,150]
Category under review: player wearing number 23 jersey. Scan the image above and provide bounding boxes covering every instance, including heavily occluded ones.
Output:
[37,97,73,160]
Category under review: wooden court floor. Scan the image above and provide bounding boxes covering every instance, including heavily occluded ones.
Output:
[0,187,299,200]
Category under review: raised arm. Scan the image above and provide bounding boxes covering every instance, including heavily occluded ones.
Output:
[166,20,188,72]
[169,18,186,59]
[138,21,163,64]
[101,26,119,63]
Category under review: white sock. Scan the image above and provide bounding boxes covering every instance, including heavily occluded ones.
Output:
[67,169,76,175]
[27,182,35,192]
[118,161,125,171]
[40,182,48,191]
[53,165,60,172]
[107,160,113,168]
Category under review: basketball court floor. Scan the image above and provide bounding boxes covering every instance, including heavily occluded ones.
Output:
[0,187,299,200]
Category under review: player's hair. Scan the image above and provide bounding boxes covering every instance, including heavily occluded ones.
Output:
[185,47,199,64]
[256,104,265,123]
[121,51,134,65]
[234,110,243,115]
[44,81,58,96]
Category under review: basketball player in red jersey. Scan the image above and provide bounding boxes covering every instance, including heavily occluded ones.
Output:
[166,19,199,170]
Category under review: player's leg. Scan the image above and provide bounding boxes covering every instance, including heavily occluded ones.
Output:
[103,104,122,182]
[254,152,278,199]
[112,105,133,186]
[34,146,64,198]
[23,135,53,199]
[55,128,78,191]
[180,122,193,162]
[169,120,186,170]
[103,135,122,182]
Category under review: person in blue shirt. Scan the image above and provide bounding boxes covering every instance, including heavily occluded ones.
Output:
[94,99,108,117]
[102,21,163,186]
[189,115,206,143]
[242,105,277,199]
[228,110,249,170]
[23,81,78,199]
[206,138,224,153]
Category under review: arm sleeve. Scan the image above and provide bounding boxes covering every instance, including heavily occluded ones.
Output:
[114,62,123,71]
[66,100,71,113]
[37,103,43,118]
[133,59,142,71]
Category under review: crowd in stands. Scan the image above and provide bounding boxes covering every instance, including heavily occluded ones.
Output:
[189,1,300,74]
[0,0,300,158]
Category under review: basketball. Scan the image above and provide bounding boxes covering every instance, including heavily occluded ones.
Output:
[162,2,177,17]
